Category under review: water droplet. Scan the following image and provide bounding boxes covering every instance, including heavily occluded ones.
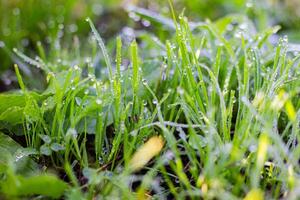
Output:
[239,23,248,31]
[249,144,257,152]
[85,57,92,63]
[128,12,140,21]
[234,31,243,39]
[15,151,25,162]
[98,156,104,165]
[177,87,184,95]
[293,51,299,57]
[58,24,64,30]
[130,130,138,136]
[143,100,147,106]
[88,73,95,79]
[246,2,253,8]
[226,24,234,31]
[96,99,102,105]
[152,99,158,105]
[142,78,148,85]
[283,35,288,43]
[102,147,108,155]
[74,65,80,70]
[141,19,151,27]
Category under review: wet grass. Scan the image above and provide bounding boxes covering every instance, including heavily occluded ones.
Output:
[0,4,300,200]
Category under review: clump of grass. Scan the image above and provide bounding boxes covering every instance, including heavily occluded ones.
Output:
[0,7,300,200]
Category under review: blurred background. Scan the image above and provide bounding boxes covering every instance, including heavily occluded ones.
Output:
[0,0,299,91]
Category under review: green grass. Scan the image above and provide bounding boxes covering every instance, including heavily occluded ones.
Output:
[0,4,300,200]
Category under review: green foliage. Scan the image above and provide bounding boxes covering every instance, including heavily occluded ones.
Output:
[0,2,300,200]
[1,172,68,198]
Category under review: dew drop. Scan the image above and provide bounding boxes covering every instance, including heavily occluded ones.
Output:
[177,87,184,95]
[143,100,147,106]
[141,19,151,27]
[96,99,102,105]
[74,65,80,70]
[142,78,148,85]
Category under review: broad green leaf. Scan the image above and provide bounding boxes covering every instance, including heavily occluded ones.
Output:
[0,92,48,126]
[40,145,51,156]
[2,174,68,198]
[0,132,38,175]
[0,106,23,125]
[50,143,65,152]
[39,134,52,144]
[0,93,26,113]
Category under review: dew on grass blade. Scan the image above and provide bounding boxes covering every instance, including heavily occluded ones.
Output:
[141,19,151,27]
[96,98,102,105]
[152,99,158,105]
[73,65,80,70]
[98,156,104,165]
[130,130,138,137]
[142,78,148,86]
[142,100,147,106]
[177,87,184,95]
[15,148,38,162]
[246,1,253,8]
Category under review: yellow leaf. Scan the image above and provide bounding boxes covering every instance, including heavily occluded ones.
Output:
[244,189,264,200]
[136,189,151,200]
[285,100,296,122]
[129,136,164,171]
[257,134,269,168]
